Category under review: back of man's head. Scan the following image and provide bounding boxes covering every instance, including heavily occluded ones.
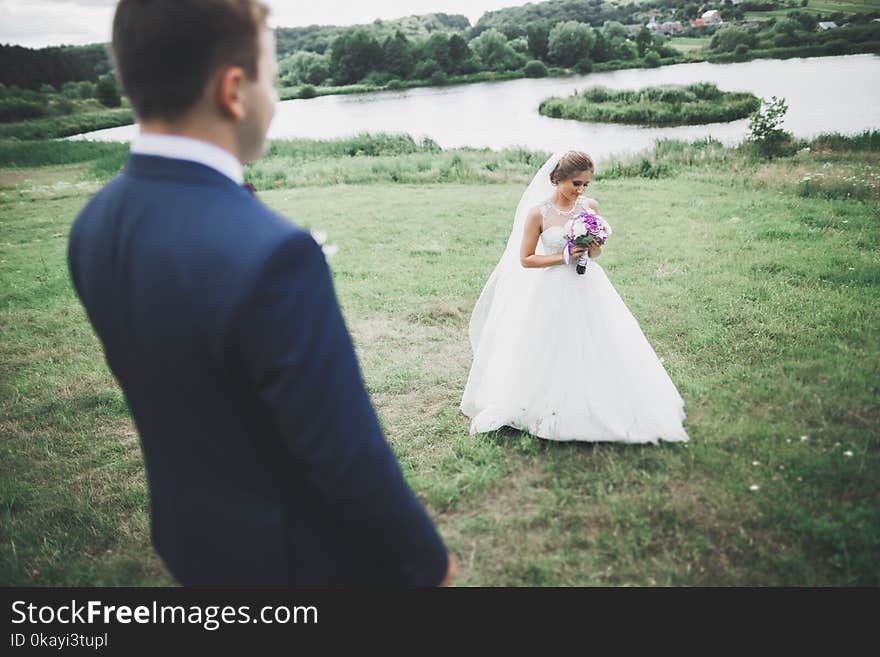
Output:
[112,0,270,122]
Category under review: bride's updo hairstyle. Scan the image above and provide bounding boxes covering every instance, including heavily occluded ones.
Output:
[549,151,594,185]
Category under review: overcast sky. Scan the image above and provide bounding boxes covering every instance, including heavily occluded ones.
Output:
[0,0,528,49]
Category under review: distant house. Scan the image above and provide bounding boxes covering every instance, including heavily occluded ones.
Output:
[818,21,838,30]
[658,21,684,35]
[702,10,723,25]
[691,18,704,28]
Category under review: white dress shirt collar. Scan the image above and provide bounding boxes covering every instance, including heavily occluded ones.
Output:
[130,133,244,185]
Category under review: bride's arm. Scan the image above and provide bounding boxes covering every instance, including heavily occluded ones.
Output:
[519,208,586,268]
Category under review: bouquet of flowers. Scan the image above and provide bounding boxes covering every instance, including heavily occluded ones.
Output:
[563,211,612,274]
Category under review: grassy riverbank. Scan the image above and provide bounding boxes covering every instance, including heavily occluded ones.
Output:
[0,109,133,140]
[1,133,878,586]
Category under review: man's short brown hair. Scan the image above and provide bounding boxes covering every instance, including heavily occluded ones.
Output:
[112,0,270,121]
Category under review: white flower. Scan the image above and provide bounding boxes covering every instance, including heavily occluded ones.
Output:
[752,460,760,466]
[800,435,809,441]
[310,229,328,245]
[786,438,792,443]
[843,450,853,457]
[749,484,760,492]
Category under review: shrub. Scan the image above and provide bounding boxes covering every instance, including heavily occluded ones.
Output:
[0,98,46,122]
[574,57,593,74]
[299,84,317,99]
[748,95,793,159]
[413,58,439,80]
[643,51,661,68]
[523,60,548,78]
[824,39,849,55]
[96,74,121,108]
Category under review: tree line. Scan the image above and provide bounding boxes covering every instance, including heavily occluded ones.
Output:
[0,43,111,90]
[282,20,680,88]
[708,11,880,58]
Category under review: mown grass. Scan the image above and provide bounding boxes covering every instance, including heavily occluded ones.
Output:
[1,133,878,586]
[668,37,712,53]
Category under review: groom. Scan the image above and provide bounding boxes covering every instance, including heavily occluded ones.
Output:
[68,0,454,586]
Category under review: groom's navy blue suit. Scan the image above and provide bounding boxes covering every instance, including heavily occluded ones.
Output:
[68,154,448,586]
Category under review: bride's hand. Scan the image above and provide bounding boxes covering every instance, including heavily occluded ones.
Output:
[568,243,587,260]
[587,242,601,258]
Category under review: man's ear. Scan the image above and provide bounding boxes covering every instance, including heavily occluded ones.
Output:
[215,66,246,120]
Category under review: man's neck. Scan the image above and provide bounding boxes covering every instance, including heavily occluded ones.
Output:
[139,119,242,164]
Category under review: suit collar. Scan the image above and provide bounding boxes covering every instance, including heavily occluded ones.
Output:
[130,134,244,185]
[124,153,246,192]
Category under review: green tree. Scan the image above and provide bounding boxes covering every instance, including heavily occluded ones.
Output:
[591,30,612,62]
[447,34,473,74]
[710,26,757,53]
[61,81,81,98]
[635,26,653,58]
[413,58,439,80]
[96,73,120,107]
[788,10,818,32]
[329,29,382,85]
[424,33,453,73]
[748,96,792,158]
[523,59,548,77]
[527,22,550,60]
[382,31,414,79]
[469,29,522,71]
[602,21,636,60]
[643,51,661,68]
[772,18,802,48]
[280,51,330,86]
[548,21,596,67]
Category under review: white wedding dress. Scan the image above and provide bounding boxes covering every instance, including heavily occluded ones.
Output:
[460,153,689,445]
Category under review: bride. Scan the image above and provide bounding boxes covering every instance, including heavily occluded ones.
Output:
[460,150,689,444]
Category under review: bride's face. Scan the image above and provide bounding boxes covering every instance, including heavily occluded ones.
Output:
[558,170,593,201]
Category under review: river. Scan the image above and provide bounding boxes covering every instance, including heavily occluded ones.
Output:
[70,54,880,162]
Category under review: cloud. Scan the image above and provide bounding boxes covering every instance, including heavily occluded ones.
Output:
[0,0,114,47]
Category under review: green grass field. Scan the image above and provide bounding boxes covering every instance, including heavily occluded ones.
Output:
[668,37,712,53]
[1,134,878,586]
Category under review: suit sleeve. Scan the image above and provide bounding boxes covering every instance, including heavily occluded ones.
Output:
[234,231,449,586]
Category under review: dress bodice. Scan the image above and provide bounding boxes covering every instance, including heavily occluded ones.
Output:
[539,197,590,255]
